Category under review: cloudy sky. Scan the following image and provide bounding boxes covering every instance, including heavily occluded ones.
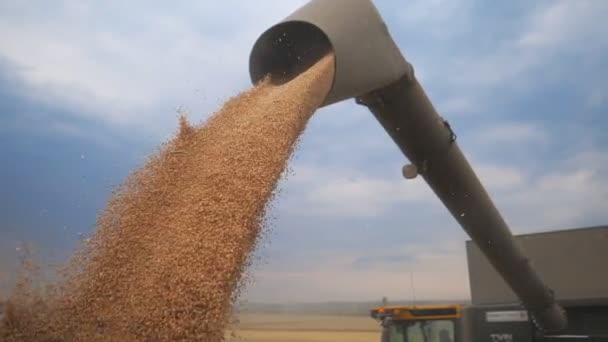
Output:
[1,0,607,303]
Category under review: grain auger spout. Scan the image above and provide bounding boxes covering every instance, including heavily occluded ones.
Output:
[249,0,568,334]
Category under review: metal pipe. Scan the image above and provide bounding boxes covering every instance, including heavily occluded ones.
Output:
[250,0,409,106]
[356,75,567,332]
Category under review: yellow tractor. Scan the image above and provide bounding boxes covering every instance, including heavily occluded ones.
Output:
[371,305,461,342]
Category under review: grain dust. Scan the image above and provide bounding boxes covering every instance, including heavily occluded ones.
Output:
[1,54,335,341]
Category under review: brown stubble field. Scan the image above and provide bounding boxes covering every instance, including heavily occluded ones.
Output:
[226,314,381,342]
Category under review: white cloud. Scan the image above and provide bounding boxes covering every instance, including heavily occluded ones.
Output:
[401,0,608,119]
[439,96,477,117]
[454,1,608,88]
[283,159,527,218]
[517,1,608,52]
[476,164,525,190]
[539,170,594,193]
[487,150,608,232]
[281,165,436,218]
[393,0,473,39]
[473,122,547,145]
[0,1,304,134]
[308,177,428,215]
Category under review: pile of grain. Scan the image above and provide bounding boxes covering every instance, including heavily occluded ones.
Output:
[1,54,334,341]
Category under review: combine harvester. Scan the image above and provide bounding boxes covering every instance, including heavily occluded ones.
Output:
[249,0,608,340]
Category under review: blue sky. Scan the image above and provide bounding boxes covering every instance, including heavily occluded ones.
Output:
[1,0,607,303]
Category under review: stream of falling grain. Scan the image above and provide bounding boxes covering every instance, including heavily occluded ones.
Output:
[1,54,334,341]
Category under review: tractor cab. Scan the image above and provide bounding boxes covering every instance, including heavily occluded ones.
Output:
[371,305,461,342]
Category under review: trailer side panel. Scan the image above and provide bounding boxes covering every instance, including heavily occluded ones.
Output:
[467,226,608,305]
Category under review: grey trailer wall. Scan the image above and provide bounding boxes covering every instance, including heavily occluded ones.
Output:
[467,226,608,305]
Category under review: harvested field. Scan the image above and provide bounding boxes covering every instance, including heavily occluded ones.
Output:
[227,314,381,342]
